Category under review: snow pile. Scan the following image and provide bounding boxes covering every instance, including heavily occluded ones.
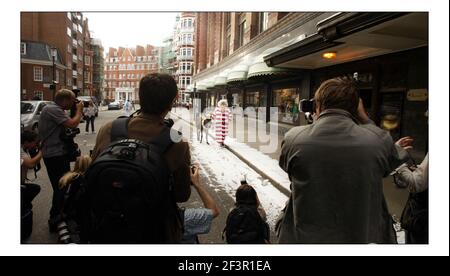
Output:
[189,131,288,230]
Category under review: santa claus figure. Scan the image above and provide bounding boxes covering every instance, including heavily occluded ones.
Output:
[212,99,232,147]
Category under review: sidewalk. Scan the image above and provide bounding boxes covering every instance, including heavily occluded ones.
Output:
[171,107,291,196]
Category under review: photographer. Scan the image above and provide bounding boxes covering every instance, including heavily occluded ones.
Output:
[21,131,42,208]
[38,89,83,232]
[277,77,409,244]
[181,165,219,243]
[21,130,42,241]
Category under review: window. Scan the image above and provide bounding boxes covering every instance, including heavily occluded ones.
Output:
[225,13,231,27]
[34,91,43,100]
[55,70,59,83]
[21,42,26,55]
[85,56,90,65]
[128,56,131,61]
[225,34,231,56]
[238,19,246,47]
[272,87,301,124]
[257,12,269,34]
[33,66,43,81]
[67,12,72,20]
[67,27,71,37]
[67,44,71,53]
[67,78,72,86]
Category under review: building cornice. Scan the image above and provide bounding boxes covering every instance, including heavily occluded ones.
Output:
[21,58,67,70]
[193,12,326,81]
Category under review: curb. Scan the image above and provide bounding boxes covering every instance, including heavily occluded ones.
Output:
[170,111,291,197]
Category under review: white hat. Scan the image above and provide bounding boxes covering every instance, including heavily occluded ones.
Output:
[218,99,228,107]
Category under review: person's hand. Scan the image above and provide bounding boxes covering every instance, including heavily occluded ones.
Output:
[356,98,370,123]
[396,136,414,151]
[76,101,84,112]
[190,165,200,186]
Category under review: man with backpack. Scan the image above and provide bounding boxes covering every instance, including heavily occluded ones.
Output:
[87,73,191,243]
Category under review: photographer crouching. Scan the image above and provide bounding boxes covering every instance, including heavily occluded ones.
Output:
[38,89,83,232]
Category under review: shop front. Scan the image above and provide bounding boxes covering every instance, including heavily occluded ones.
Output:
[264,12,429,161]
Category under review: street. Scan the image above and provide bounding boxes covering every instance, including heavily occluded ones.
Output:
[24,107,286,244]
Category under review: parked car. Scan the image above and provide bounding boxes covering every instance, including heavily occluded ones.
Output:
[21,101,52,133]
[108,101,122,110]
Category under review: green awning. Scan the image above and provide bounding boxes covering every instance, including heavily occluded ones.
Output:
[226,64,249,83]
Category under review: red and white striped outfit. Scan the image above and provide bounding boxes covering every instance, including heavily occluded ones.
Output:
[212,107,232,144]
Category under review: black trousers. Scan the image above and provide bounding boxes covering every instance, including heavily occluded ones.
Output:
[21,183,41,211]
[85,116,95,132]
[43,155,70,219]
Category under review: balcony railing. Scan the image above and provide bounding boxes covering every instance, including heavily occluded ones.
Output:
[177,69,192,75]
[177,55,193,61]
[180,27,195,33]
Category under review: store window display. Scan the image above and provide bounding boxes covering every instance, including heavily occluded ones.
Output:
[272,87,300,125]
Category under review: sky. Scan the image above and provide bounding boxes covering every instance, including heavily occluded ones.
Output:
[84,12,179,52]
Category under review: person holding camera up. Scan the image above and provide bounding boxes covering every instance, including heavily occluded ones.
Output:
[83,101,96,134]
[277,77,409,244]
[38,89,83,232]
[180,165,220,243]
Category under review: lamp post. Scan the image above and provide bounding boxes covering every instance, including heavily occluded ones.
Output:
[50,47,57,100]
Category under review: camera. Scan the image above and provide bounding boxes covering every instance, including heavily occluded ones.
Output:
[299,99,315,113]
[164,118,174,128]
[60,128,81,162]
[63,127,81,139]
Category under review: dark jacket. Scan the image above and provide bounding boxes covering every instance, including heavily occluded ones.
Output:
[277,109,408,244]
[91,113,191,243]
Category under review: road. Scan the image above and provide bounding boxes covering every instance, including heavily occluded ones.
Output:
[24,107,279,244]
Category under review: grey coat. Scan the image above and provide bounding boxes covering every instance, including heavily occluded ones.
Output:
[277,109,408,244]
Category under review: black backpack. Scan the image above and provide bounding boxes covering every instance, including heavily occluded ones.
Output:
[80,117,179,244]
[223,205,270,244]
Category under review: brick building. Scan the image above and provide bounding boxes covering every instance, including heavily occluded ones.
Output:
[193,12,428,160]
[91,38,104,102]
[173,12,195,103]
[104,45,159,103]
[21,12,95,100]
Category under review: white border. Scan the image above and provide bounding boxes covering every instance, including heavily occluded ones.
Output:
[2,0,448,256]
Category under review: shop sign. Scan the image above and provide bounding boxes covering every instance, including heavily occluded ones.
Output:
[407,89,428,101]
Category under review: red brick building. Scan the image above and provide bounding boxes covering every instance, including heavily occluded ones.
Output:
[21,12,94,100]
[104,45,159,103]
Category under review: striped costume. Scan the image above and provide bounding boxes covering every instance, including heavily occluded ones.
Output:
[212,107,232,145]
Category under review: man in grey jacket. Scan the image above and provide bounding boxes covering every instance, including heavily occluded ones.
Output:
[277,77,408,244]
